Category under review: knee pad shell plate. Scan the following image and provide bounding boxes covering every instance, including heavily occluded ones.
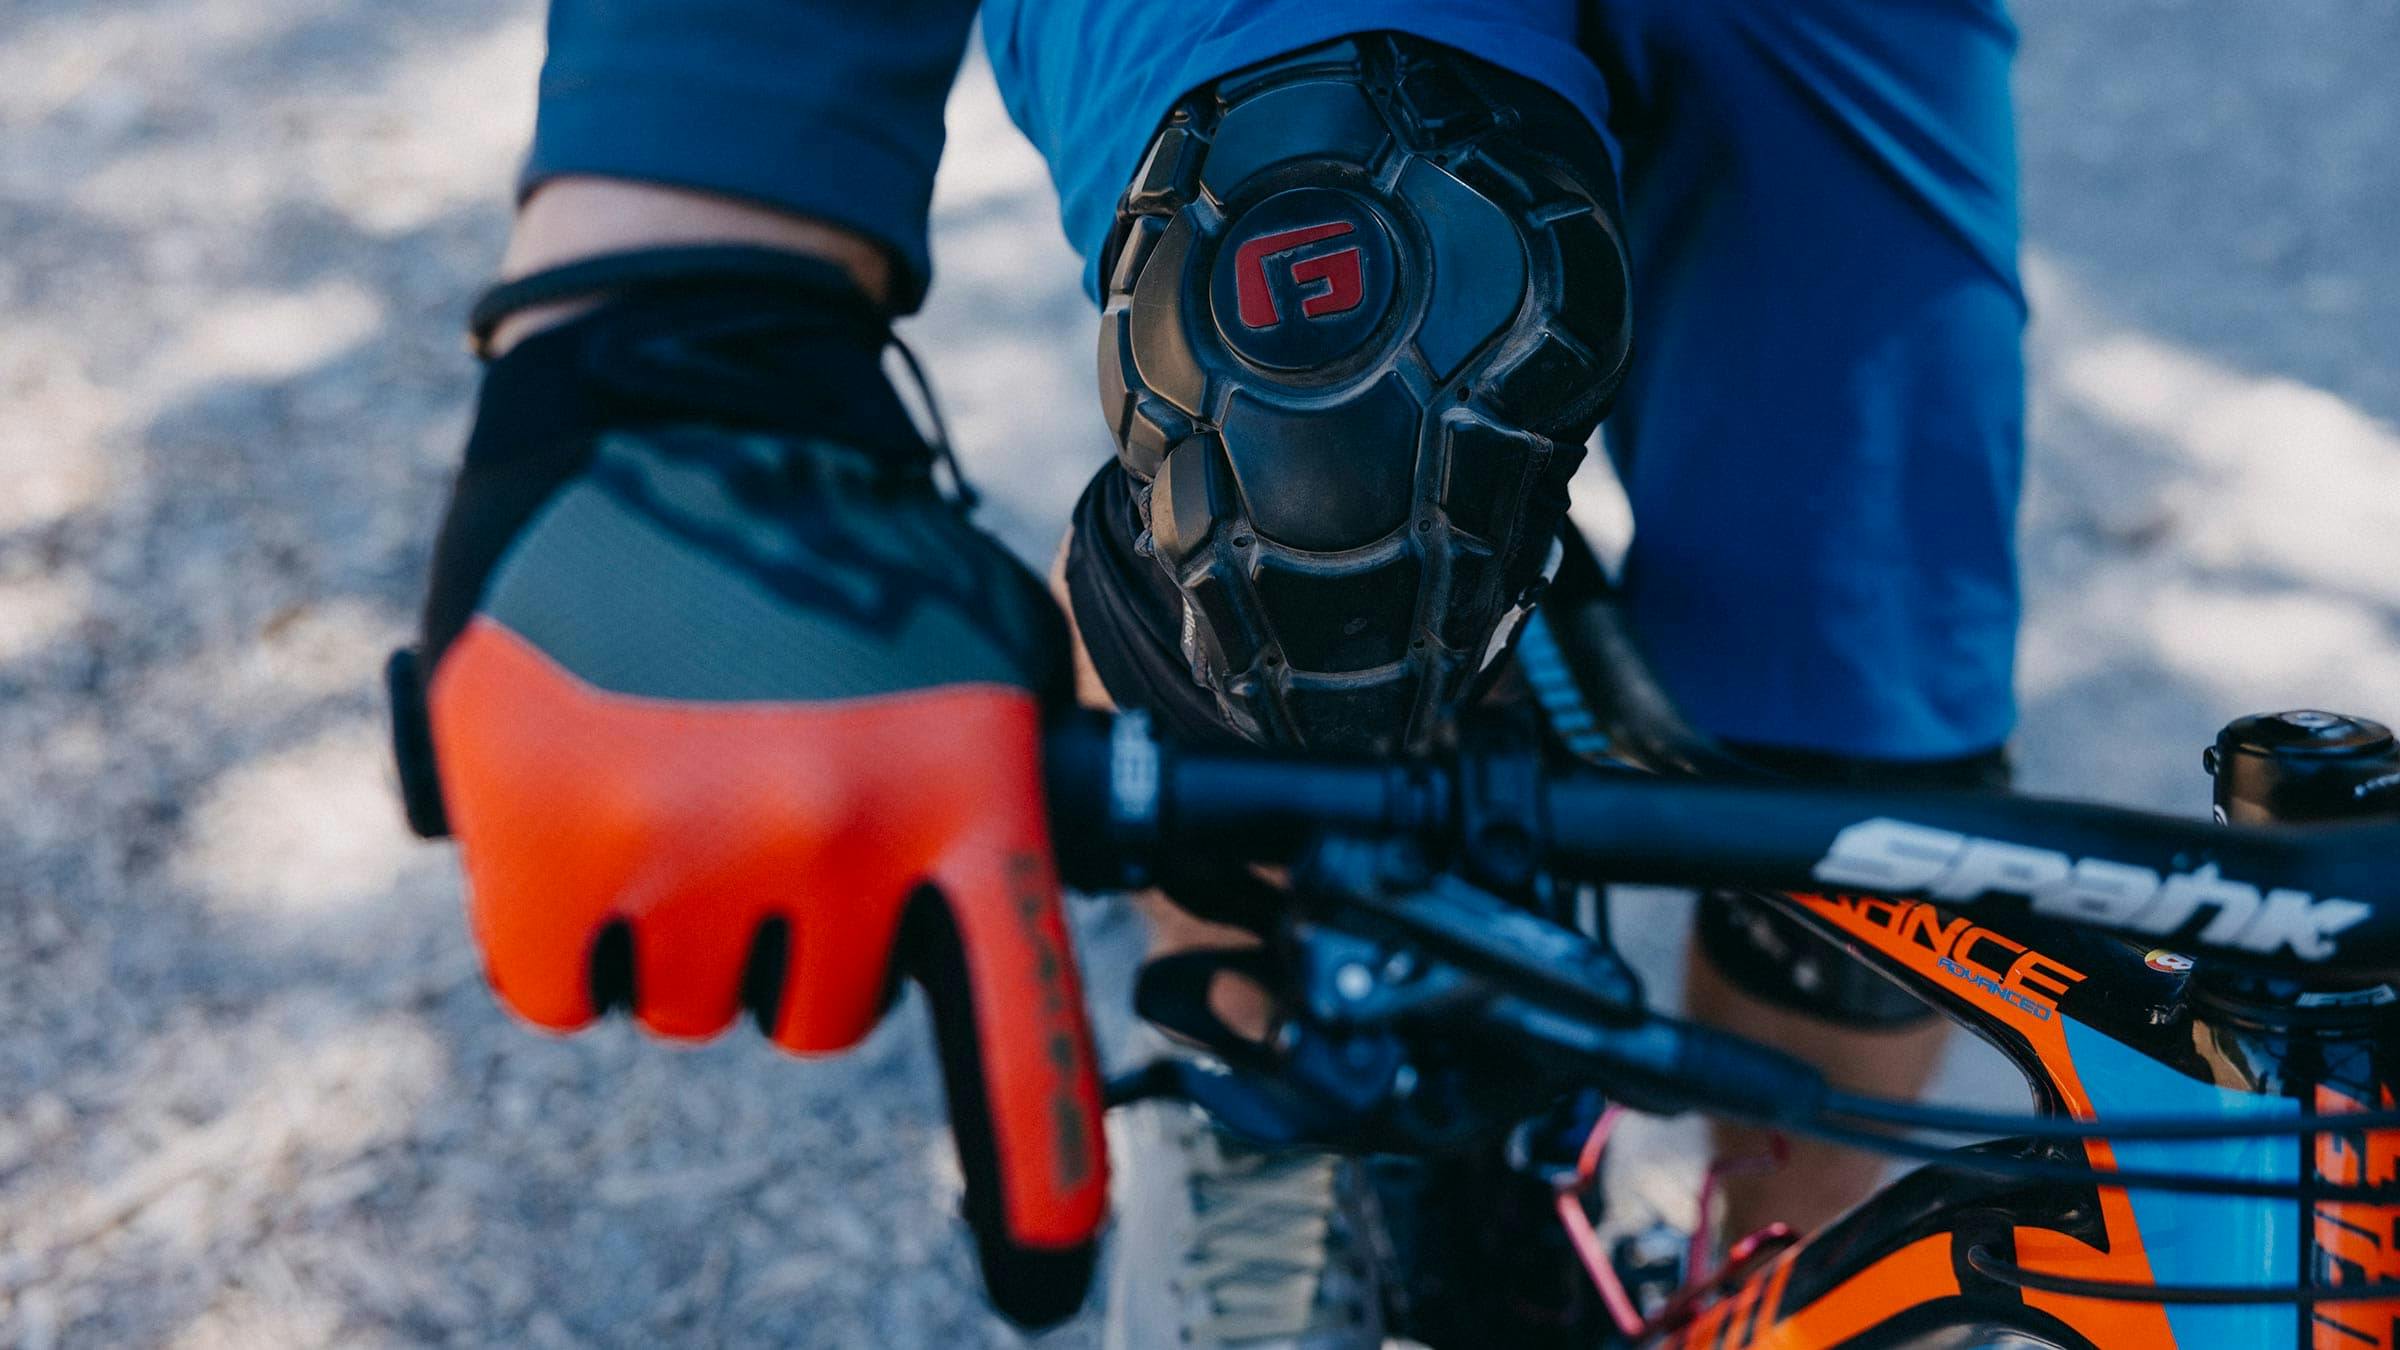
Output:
[1097,34,1632,751]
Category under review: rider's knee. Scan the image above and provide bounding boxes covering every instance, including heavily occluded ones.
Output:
[1088,33,1632,752]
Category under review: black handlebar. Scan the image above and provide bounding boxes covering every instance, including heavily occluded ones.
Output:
[1044,713,2400,977]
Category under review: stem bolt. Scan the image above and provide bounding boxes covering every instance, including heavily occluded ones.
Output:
[1336,963,1375,1002]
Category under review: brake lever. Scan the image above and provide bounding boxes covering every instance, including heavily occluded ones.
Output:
[1293,923,1487,1028]
[1294,837,1646,1026]
[1100,1026,1415,1152]
[1111,910,1619,1152]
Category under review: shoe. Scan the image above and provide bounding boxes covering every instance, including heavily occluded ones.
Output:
[1105,1096,1387,1348]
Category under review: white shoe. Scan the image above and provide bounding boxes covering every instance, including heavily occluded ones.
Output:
[1105,1097,1387,1349]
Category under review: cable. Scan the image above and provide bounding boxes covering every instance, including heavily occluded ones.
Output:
[1965,1245,2400,1306]
[1822,1088,2400,1143]
[1792,1118,2400,1205]
[1113,1056,2400,1204]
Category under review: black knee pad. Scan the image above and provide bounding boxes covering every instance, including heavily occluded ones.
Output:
[1696,744,2013,1028]
[1095,34,1632,752]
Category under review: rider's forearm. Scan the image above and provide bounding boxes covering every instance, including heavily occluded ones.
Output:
[487,177,896,353]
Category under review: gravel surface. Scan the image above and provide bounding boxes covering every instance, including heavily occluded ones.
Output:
[1,1,2394,1345]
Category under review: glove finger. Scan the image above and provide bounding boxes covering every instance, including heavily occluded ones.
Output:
[623,898,757,1039]
[903,861,1105,1329]
[433,616,851,1044]
[433,619,646,1031]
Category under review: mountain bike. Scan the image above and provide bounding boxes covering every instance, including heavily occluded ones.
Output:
[1048,540,2400,1349]
[385,529,2400,1346]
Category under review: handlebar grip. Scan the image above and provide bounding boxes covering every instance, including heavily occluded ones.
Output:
[1041,711,1441,892]
[1040,713,1132,893]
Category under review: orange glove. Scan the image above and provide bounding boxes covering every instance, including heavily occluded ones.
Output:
[391,277,1104,1326]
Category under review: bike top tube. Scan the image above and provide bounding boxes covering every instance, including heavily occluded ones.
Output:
[1043,713,2400,978]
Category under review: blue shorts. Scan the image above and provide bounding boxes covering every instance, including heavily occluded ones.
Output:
[527,0,2025,760]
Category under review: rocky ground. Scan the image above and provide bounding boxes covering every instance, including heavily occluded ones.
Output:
[0,0,2394,1344]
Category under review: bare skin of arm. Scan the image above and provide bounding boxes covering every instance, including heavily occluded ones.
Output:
[487,177,895,353]
[506,174,1945,1241]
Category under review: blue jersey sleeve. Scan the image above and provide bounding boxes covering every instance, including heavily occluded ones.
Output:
[526,0,982,310]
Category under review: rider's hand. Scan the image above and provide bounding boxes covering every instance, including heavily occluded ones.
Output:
[392,259,1104,1326]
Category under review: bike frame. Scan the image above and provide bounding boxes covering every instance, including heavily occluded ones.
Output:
[1511,570,2400,1348]
[1664,882,2400,1348]
[1054,548,2400,1346]
[1059,702,2400,1347]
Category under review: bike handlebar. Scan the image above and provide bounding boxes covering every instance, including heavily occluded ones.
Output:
[1044,713,2400,978]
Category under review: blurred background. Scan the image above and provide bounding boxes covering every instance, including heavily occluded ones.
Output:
[0,0,2395,1344]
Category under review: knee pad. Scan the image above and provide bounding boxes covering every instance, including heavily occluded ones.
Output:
[1697,744,2013,1028]
[1096,34,1632,751]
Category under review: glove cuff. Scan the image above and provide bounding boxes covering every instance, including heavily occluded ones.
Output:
[471,272,930,465]
[419,278,937,672]
[468,244,884,355]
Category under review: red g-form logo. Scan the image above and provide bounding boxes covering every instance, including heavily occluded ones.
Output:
[1233,221,1364,329]
[1210,188,1396,371]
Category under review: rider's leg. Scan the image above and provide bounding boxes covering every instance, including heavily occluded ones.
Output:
[994,11,1633,1344]
[990,9,1629,752]
[1687,745,2011,1238]
[1055,543,1382,1349]
[1582,0,2027,1238]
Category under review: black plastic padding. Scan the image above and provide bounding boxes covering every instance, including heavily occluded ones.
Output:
[1121,395,1191,481]
[1063,468,1255,745]
[1553,211,1635,369]
[1386,53,1494,139]
[1437,545,1501,651]
[1125,216,1208,415]
[1284,671,1422,749]
[1151,438,1237,566]
[1487,331,1601,439]
[899,888,1097,1329]
[1108,215,1168,298]
[1097,32,1632,752]
[1215,38,1366,104]
[1254,548,1421,673]
[1200,82,1388,201]
[383,647,451,839]
[1397,159,1526,378]
[1183,569,1260,679]
[1438,416,1536,547]
[1123,124,1204,217]
[1217,377,1418,550]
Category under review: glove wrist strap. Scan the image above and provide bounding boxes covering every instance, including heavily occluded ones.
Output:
[468,244,885,358]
